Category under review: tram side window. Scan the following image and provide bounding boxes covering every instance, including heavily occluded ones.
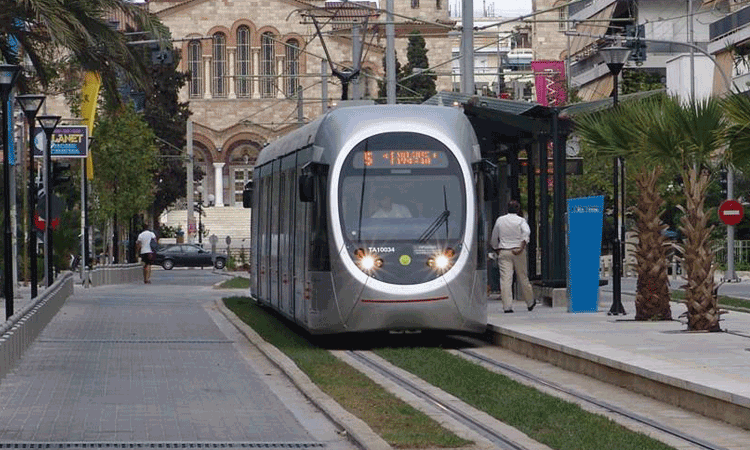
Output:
[309,166,331,271]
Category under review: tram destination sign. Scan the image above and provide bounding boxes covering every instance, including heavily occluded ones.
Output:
[354,150,449,169]
[33,125,88,159]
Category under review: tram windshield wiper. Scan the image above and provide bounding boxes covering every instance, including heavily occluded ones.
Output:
[419,186,450,243]
[356,139,368,242]
[418,209,450,242]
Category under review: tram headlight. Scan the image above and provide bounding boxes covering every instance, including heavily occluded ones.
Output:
[354,248,383,273]
[427,247,455,272]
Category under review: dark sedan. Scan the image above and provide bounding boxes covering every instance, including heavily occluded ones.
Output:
[153,243,227,270]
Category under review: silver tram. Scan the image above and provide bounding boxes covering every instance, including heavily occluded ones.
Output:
[248,104,491,334]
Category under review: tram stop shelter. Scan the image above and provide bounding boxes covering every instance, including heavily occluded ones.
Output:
[424,90,665,298]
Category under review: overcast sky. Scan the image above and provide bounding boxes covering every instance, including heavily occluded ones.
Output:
[487,0,532,17]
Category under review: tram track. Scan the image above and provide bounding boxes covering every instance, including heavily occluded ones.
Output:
[453,346,730,450]
[341,332,736,450]
[343,349,534,450]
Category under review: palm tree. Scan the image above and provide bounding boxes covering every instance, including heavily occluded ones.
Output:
[667,97,725,332]
[1,0,169,98]
[574,96,672,320]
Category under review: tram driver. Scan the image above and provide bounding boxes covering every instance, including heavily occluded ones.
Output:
[371,189,412,218]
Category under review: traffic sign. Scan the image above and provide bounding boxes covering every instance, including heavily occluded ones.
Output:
[718,200,745,226]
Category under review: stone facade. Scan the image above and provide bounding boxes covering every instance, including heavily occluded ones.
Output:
[532,0,569,62]
[148,0,454,206]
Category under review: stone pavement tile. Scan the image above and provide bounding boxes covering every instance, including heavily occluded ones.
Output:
[0,280,338,445]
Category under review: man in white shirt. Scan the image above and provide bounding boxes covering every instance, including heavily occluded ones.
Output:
[490,200,536,313]
[135,227,157,284]
[371,194,412,219]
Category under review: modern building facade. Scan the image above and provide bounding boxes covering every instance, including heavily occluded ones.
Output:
[541,0,727,102]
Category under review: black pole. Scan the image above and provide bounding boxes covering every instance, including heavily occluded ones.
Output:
[608,65,626,315]
[539,135,550,281]
[44,130,53,286]
[83,161,89,268]
[26,112,39,298]
[2,91,13,316]
[113,213,118,264]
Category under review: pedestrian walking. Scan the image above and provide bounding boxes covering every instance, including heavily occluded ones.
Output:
[490,200,536,313]
[136,226,157,284]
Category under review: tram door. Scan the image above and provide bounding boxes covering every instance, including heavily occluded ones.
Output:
[293,147,313,325]
[257,166,270,302]
[279,154,296,317]
[269,160,281,309]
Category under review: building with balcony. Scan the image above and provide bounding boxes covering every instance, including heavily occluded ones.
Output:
[448,17,534,98]
[707,1,750,95]
[556,0,727,101]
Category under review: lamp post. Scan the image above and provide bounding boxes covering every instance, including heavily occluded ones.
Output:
[601,44,631,316]
[195,188,203,245]
[37,115,61,287]
[16,94,45,299]
[1,64,21,319]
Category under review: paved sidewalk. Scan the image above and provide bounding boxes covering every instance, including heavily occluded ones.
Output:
[487,276,750,435]
[0,270,353,447]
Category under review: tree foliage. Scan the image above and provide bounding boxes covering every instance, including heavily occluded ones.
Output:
[402,31,437,103]
[377,54,405,102]
[140,50,194,226]
[1,0,169,99]
[91,105,158,223]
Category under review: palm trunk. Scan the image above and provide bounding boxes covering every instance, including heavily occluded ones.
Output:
[679,168,720,331]
[633,167,672,320]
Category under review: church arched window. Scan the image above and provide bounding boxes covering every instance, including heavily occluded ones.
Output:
[212,32,227,97]
[188,40,202,98]
[236,26,251,97]
[261,32,276,98]
[285,39,300,97]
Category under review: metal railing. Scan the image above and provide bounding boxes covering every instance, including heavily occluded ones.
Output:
[713,240,750,270]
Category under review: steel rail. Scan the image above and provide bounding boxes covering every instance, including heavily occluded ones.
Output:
[346,350,530,450]
[456,347,730,450]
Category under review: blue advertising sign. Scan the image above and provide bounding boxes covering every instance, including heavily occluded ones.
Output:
[33,125,88,158]
[567,196,605,313]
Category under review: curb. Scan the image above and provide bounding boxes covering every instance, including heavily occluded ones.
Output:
[213,299,392,450]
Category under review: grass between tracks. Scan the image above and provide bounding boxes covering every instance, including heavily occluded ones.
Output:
[224,296,674,450]
[670,289,750,311]
[374,347,674,450]
[223,296,472,448]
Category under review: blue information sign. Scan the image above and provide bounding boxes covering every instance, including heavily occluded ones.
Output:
[33,125,88,158]
[567,196,605,313]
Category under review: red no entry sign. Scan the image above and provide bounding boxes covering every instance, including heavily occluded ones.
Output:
[719,200,745,226]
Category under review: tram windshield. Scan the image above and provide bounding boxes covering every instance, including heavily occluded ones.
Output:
[338,133,466,243]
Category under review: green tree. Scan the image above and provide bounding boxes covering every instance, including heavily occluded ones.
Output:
[377,55,405,102]
[91,104,158,225]
[621,69,665,95]
[141,49,195,227]
[402,31,437,103]
[1,0,169,97]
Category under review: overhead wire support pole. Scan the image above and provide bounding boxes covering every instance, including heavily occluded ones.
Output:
[460,0,474,95]
[386,0,396,104]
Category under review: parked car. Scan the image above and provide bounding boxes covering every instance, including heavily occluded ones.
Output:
[153,243,227,270]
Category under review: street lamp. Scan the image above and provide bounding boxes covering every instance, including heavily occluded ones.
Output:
[37,114,61,287]
[16,94,45,299]
[601,44,631,316]
[194,189,203,244]
[1,63,21,319]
